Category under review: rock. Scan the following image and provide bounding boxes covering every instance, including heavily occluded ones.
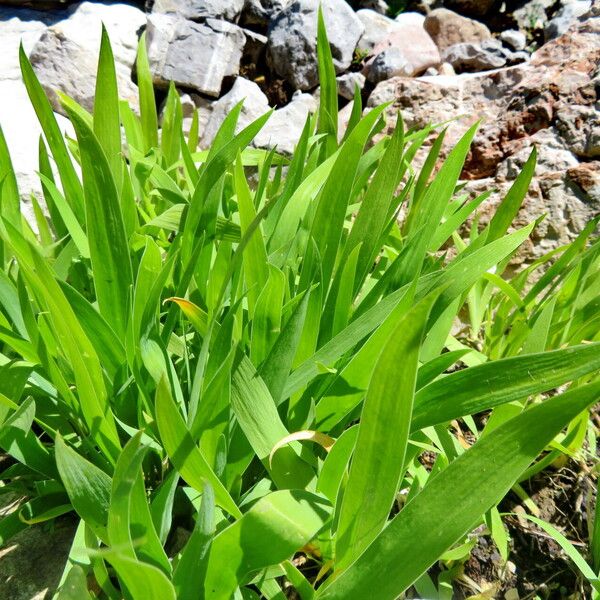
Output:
[424,8,492,52]
[267,0,364,90]
[495,128,579,180]
[182,95,214,141]
[555,104,600,158]
[439,61,456,75]
[512,0,554,32]
[28,1,145,114]
[0,80,74,221]
[356,9,402,53]
[0,7,75,216]
[500,29,527,51]
[0,515,77,600]
[442,40,507,72]
[337,101,355,140]
[201,77,269,147]
[368,14,600,259]
[545,0,591,40]
[444,0,495,17]
[241,0,291,28]
[0,6,54,80]
[394,11,426,27]
[254,91,317,153]
[367,48,413,82]
[567,162,600,204]
[152,0,245,21]
[424,66,439,76]
[357,0,389,14]
[146,14,246,97]
[337,72,366,100]
[373,18,441,76]
[505,50,530,66]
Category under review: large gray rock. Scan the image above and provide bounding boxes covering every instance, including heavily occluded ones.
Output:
[201,77,269,147]
[367,48,413,82]
[442,40,507,72]
[241,0,292,27]
[424,8,492,52]
[555,104,600,158]
[255,91,317,154]
[146,14,246,97]
[28,1,144,114]
[267,0,364,90]
[153,0,245,22]
[545,0,591,40]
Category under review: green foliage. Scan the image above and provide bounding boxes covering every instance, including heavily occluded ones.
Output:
[0,16,598,600]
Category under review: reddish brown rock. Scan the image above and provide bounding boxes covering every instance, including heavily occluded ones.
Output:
[367,12,600,259]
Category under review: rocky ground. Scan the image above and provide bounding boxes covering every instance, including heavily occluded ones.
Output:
[0,0,599,258]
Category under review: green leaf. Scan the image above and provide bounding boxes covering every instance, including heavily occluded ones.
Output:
[137,32,159,151]
[318,382,600,599]
[19,44,84,220]
[62,102,133,339]
[0,125,20,231]
[106,554,177,600]
[57,565,93,600]
[260,288,312,405]
[235,154,269,317]
[231,353,316,490]
[412,342,600,430]
[0,396,57,478]
[203,490,330,600]
[335,292,438,569]
[316,6,338,155]
[94,25,122,190]
[173,482,215,600]
[155,377,241,518]
[56,435,111,541]
[108,432,171,574]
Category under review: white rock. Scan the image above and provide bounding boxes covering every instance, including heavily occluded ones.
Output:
[146,14,246,97]
[0,6,52,81]
[336,72,366,100]
[356,9,401,52]
[394,11,426,27]
[153,0,245,22]
[545,0,591,40]
[500,29,527,51]
[268,0,364,90]
[0,80,74,221]
[201,77,269,147]
[28,1,145,113]
[254,91,317,154]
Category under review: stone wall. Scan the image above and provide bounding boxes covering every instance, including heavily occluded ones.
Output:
[0,0,598,254]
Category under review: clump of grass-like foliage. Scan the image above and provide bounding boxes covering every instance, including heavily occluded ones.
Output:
[0,11,599,599]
